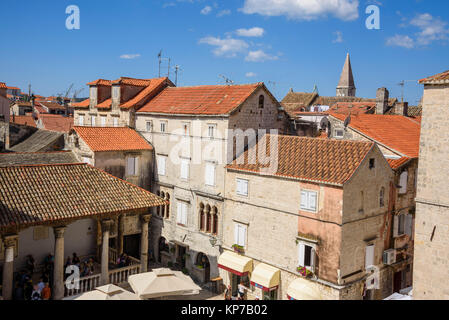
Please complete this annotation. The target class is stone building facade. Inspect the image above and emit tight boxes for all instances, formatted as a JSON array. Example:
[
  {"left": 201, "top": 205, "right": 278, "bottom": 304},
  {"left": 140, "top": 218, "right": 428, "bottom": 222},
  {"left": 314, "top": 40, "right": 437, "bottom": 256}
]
[
  {"left": 221, "top": 135, "right": 394, "bottom": 300},
  {"left": 134, "top": 83, "right": 287, "bottom": 283},
  {"left": 414, "top": 71, "right": 449, "bottom": 300}
]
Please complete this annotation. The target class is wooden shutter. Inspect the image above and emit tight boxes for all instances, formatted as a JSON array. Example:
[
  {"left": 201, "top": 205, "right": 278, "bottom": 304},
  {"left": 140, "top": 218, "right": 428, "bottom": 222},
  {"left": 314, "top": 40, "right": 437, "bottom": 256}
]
[
  {"left": 205, "top": 164, "right": 214, "bottom": 186},
  {"left": 365, "top": 245, "right": 375, "bottom": 269},
  {"left": 158, "top": 156, "right": 165, "bottom": 176},
  {"left": 79, "top": 115, "right": 84, "bottom": 126},
  {"left": 182, "top": 203, "right": 188, "bottom": 225},
  {"left": 393, "top": 215, "right": 399, "bottom": 238},
  {"left": 238, "top": 225, "right": 246, "bottom": 246},
  {"left": 127, "top": 157, "right": 135, "bottom": 175},
  {"left": 309, "top": 192, "right": 317, "bottom": 211},
  {"left": 177, "top": 203, "right": 182, "bottom": 224},
  {"left": 298, "top": 244, "right": 305, "bottom": 267},
  {"left": 310, "top": 248, "right": 316, "bottom": 270},
  {"left": 300, "top": 191, "right": 308, "bottom": 210},
  {"left": 405, "top": 214, "right": 413, "bottom": 236},
  {"left": 399, "top": 171, "right": 408, "bottom": 194},
  {"left": 234, "top": 224, "right": 239, "bottom": 245}
]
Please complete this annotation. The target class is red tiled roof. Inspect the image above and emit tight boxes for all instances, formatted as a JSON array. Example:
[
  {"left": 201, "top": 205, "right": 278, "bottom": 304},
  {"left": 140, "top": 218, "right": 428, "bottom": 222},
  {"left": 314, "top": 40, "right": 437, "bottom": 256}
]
[
  {"left": 40, "top": 115, "right": 74, "bottom": 132},
  {"left": 387, "top": 157, "right": 411, "bottom": 170},
  {"left": 73, "top": 126, "right": 152, "bottom": 152},
  {"left": 39, "top": 102, "right": 66, "bottom": 111},
  {"left": 34, "top": 105, "right": 48, "bottom": 114},
  {"left": 10, "top": 115, "right": 37, "bottom": 127},
  {"left": 138, "top": 83, "right": 262, "bottom": 115},
  {"left": 72, "top": 98, "right": 90, "bottom": 108},
  {"left": 97, "top": 98, "right": 112, "bottom": 109},
  {"left": 419, "top": 70, "right": 449, "bottom": 84},
  {"left": 227, "top": 134, "right": 374, "bottom": 185},
  {"left": 329, "top": 113, "right": 421, "bottom": 158},
  {"left": 112, "top": 77, "right": 152, "bottom": 87},
  {"left": 0, "top": 83, "right": 7, "bottom": 89},
  {"left": 0, "top": 163, "right": 166, "bottom": 229},
  {"left": 328, "top": 102, "right": 376, "bottom": 115},
  {"left": 7, "top": 86, "right": 20, "bottom": 90},
  {"left": 120, "top": 77, "right": 171, "bottom": 110},
  {"left": 87, "top": 79, "right": 112, "bottom": 86}
]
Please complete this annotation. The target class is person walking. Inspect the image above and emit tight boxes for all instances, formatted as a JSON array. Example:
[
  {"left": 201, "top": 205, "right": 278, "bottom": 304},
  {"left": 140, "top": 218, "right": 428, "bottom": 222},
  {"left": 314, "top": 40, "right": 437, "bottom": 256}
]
[
  {"left": 224, "top": 285, "right": 232, "bottom": 300},
  {"left": 41, "top": 283, "right": 51, "bottom": 300}
]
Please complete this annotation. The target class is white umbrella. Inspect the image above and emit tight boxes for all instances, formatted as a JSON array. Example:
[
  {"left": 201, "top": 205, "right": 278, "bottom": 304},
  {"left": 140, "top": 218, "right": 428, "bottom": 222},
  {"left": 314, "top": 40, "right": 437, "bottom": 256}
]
[
  {"left": 72, "top": 284, "right": 140, "bottom": 300},
  {"left": 128, "top": 268, "right": 202, "bottom": 299}
]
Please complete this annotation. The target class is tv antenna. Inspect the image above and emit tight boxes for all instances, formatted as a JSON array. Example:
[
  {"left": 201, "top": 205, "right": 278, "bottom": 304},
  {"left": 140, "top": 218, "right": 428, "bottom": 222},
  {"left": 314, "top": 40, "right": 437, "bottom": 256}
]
[
  {"left": 219, "top": 75, "right": 234, "bottom": 85},
  {"left": 268, "top": 81, "right": 277, "bottom": 96},
  {"left": 398, "top": 80, "right": 416, "bottom": 103},
  {"left": 312, "top": 84, "right": 319, "bottom": 95},
  {"left": 158, "top": 50, "right": 172, "bottom": 78},
  {"left": 174, "top": 65, "right": 182, "bottom": 86}
]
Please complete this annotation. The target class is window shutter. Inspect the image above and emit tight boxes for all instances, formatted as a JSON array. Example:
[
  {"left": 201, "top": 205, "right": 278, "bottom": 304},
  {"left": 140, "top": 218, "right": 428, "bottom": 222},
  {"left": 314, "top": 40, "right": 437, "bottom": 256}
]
[
  {"left": 365, "top": 245, "right": 375, "bottom": 269},
  {"left": 79, "top": 115, "right": 84, "bottom": 126},
  {"left": 405, "top": 214, "right": 413, "bottom": 236},
  {"left": 234, "top": 224, "right": 239, "bottom": 245},
  {"left": 399, "top": 171, "right": 408, "bottom": 194},
  {"left": 181, "top": 160, "right": 189, "bottom": 179},
  {"left": 101, "top": 116, "right": 106, "bottom": 127},
  {"left": 393, "top": 216, "right": 399, "bottom": 238},
  {"left": 238, "top": 225, "right": 246, "bottom": 247},
  {"left": 310, "top": 248, "right": 316, "bottom": 270},
  {"left": 242, "top": 180, "right": 248, "bottom": 196},
  {"left": 177, "top": 203, "right": 182, "bottom": 224},
  {"left": 182, "top": 203, "right": 188, "bottom": 225},
  {"left": 134, "top": 157, "right": 139, "bottom": 175},
  {"left": 298, "top": 244, "right": 305, "bottom": 267},
  {"left": 309, "top": 192, "right": 317, "bottom": 211},
  {"left": 127, "top": 157, "right": 134, "bottom": 175},
  {"left": 205, "top": 164, "right": 215, "bottom": 186},
  {"left": 300, "top": 191, "right": 308, "bottom": 210},
  {"left": 158, "top": 156, "right": 166, "bottom": 176},
  {"left": 236, "top": 179, "right": 242, "bottom": 195}
]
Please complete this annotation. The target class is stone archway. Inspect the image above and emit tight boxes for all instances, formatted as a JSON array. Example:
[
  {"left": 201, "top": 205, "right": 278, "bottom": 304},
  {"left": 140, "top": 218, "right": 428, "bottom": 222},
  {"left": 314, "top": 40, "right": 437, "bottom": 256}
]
[{"left": 195, "top": 252, "right": 210, "bottom": 283}]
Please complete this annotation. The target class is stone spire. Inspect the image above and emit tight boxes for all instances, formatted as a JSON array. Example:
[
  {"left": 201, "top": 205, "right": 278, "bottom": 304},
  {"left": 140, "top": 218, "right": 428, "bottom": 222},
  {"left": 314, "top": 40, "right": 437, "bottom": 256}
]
[{"left": 336, "top": 53, "right": 356, "bottom": 97}]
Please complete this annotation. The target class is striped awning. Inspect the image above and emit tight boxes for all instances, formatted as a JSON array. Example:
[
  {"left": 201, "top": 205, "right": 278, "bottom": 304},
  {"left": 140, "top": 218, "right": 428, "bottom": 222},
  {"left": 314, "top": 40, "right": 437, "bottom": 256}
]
[
  {"left": 218, "top": 251, "right": 253, "bottom": 276},
  {"left": 286, "top": 278, "right": 322, "bottom": 300},
  {"left": 250, "top": 263, "right": 280, "bottom": 291}
]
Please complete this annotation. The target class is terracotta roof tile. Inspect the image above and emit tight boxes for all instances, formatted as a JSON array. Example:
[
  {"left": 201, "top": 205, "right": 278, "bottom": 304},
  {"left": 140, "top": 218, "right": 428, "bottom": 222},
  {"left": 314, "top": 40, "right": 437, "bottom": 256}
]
[
  {"left": 0, "top": 163, "right": 165, "bottom": 229},
  {"left": 387, "top": 157, "right": 411, "bottom": 170},
  {"left": 0, "top": 83, "right": 7, "bottom": 89},
  {"left": 227, "top": 134, "right": 374, "bottom": 185},
  {"left": 97, "top": 98, "right": 112, "bottom": 109},
  {"left": 328, "top": 102, "right": 376, "bottom": 115},
  {"left": 40, "top": 115, "right": 74, "bottom": 132},
  {"left": 10, "top": 115, "right": 37, "bottom": 127},
  {"left": 34, "top": 105, "right": 48, "bottom": 114},
  {"left": 87, "top": 79, "right": 112, "bottom": 86},
  {"left": 330, "top": 113, "right": 421, "bottom": 158},
  {"left": 112, "top": 77, "right": 152, "bottom": 87},
  {"left": 0, "top": 151, "right": 79, "bottom": 167},
  {"left": 120, "top": 77, "right": 171, "bottom": 110},
  {"left": 72, "top": 98, "right": 90, "bottom": 108},
  {"left": 73, "top": 126, "right": 152, "bottom": 152},
  {"left": 419, "top": 70, "right": 449, "bottom": 84},
  {"left": 39, "top": 102, "right": 66, "bottom": 111},
  {"left": 138, "top": 83, "right": 262, "bottom": 115}
]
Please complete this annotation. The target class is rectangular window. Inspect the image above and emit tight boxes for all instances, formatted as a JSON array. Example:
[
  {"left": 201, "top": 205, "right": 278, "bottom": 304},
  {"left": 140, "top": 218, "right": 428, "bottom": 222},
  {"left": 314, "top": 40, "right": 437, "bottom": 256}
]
[
  {"left": 205, "top": 163, "right": 215, "bottom": 186},
  {"left": 127, "top": 157, "right": 138, "bottom": 176},
  {"left": 180, "top": 159, "right": 189, "bottom": 180},
  {"left": 300, "top": 190, "right": 318, "bottom": 212},
  {"left": 82, "top": 157, "right": 93, "bottom": 165},
  {"left": 160, "top": 121, "right": 167, "bottom": 133},
  {"left": 91, "top": 115, "right": 96, "bottom": 126},
  {"left": 298, "top": 243, "right": 315, "bottom": 270},
  {"left": 177, "top": 202, "right": 188, "bottom": 226},
  {"left": 157, "top": 155, "right": 166, "bottom": 176},
  {"left": 146, "top": 121, "right": 153, "bottom": 132},
  {"left": 236, "top": 178, "right": 249, "bottom": 196},
  {"left": 101, "top": 116, "right": 106, "bottom": 127},
  {"left": 234, "top": 224, "right": 247, "bottom": 247},
  {"left": 335, "top": 129, "right": 344, "bottom": 138},
  {"left": 113, "top": 117, "right": 119, "bottom": 127},
  {"left": 79, "top": 115, "right": 84, "bottom": 126},
  {"left": 208, "top": 124, "right": 216, "bottom": 138},
  {"left": 394, "top": 214, "right": 412, "bottom": 237},
  {"left": 365, "top": 245, "right": 375, "bottom": 269}
]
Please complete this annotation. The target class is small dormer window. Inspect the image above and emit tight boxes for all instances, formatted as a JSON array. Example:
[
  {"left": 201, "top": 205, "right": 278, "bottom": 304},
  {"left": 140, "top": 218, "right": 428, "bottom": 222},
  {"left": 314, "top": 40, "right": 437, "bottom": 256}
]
[
  {"left": 258, "top": 95, "right": 264, "bottom": 109},
  {"left": 369, "top": 159, "right": 375, "bottom": 169}
]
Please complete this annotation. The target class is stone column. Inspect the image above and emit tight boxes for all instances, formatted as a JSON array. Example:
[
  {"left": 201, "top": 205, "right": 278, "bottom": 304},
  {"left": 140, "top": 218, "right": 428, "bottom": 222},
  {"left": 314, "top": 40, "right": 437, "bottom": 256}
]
[
  {"left": 53, "top": 226, "right": 66, "bottom": 300},
  {"left": 101, "top": 220, "right": 114, "bottom": 285},
  {"left": 140, "top": 214, "right": 152, "bottom": 272},
  {"left": 1, "top": 234, "right": 18, "bottom": 300},
  {"left": 118, "top": 214, "right": 125, "bottom": 255}
]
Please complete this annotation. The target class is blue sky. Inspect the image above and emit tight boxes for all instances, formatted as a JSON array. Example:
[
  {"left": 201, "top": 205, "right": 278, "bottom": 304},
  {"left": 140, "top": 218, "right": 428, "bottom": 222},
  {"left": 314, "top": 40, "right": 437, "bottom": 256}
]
[{"left": 0, "top": 0, "right": 448, "bottom": 104}]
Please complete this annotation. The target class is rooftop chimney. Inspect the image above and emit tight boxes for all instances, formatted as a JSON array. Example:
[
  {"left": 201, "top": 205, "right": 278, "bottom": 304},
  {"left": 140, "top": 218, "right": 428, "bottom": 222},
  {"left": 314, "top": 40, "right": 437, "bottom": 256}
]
[{"left": 376, "top": 88, "right": 389, "bottom": 115}]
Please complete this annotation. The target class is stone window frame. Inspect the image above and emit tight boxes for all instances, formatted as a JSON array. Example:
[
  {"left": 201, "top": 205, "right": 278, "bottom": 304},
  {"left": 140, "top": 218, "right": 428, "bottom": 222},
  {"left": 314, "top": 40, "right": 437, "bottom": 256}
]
[
  {"left": 334, "top": 128, "right": 344, "bottom": 139},
  {"left": 236, "top": 178, "right": 249, "bottom": 197},
  {"left": 300, "top": 188, "right": 318, "bottom": 213},
  {"left": 296, "top": 237, "right": 317, "bottom": 273}
]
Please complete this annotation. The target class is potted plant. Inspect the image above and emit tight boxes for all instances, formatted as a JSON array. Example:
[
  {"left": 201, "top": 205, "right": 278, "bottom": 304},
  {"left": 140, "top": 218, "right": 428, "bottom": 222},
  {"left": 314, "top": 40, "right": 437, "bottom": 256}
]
[
  {"left": 196, "top": 264, "right": 204, "bottom": 269},
  {"left": 297, "top": 266, "right": 314, "bottom": 278},
  {"left": 232, "top": 244, "right": 244, "bottom": 254},
  {"left": 169, "top": 247, "right": 175, "bottom": 254}
]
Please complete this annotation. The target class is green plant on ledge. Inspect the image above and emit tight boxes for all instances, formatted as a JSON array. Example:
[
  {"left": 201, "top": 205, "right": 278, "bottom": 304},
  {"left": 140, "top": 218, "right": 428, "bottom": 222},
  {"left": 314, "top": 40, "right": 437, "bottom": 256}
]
[
  {"left": 196, "top": 264, "right": 204, "bottom": 269},
  {"left": 297, "top": 266, "right": 314, "bottom": 278},
  {"left": 232, "top": 244, "right": 244, "bottom": 254},
  {"left": 169, "top": 247, "right": 175, "bottom": 253}
]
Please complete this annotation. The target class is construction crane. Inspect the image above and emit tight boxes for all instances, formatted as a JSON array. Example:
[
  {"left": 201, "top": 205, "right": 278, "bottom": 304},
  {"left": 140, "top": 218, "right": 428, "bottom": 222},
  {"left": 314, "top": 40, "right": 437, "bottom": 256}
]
[
  {"left": 398, "top": 80, "right": 417, "bottom": 103},
  {"left": 72, "top": 88, "right": 85, "bottom": 101},
  {"left": 57, "top": 84, "right": 74, "bottom": 105}
]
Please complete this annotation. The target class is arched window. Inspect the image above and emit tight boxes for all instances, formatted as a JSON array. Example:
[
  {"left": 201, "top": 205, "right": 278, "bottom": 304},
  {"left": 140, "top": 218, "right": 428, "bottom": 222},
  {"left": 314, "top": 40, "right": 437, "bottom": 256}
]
[
  {"left": 199, "top": 203, "right": 205, "bottom": 231},
  {"left": 165, "top": 193, "right": 170, "bottom": 219},
  {"left": 380, "top": 187, "right": 385, "bottom": 208},
  {"left": 161, "top": 192, "right": 165, "bottom": 217},
  {"left": 212, "top": 207, "right": 218, "bottom": 235},
  {"left": 258, "top": 95, "right": 264, "bottom": 109},
  {"left": 156, "top": 191, "right": 161, "bottom": 216},
  {"left": 205, "top": 205, "right": 211, "bottom": 233}
]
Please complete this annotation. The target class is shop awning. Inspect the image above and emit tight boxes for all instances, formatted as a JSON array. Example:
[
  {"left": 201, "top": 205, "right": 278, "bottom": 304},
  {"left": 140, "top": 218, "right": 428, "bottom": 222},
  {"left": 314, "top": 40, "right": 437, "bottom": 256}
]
[
  {"left": 218, "top": 251, "right": 253, "bottom": 276},
  {"left": 250, "top": 263, "right": 280, "bottom": 291},
  {"left": 286, "top": 278, "right": 322, "bottom": 300}
]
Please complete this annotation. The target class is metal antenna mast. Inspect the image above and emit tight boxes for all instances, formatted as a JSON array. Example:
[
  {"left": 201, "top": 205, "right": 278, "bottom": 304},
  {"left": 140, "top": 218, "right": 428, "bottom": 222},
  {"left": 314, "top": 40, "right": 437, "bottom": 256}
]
[
  {"left": 219, "top": 74, "right": 234, "bottom": 85},
  {"left": 158, "top": 50, "right": 162, "bottom": 77},
  {"left": 398, "top": 80, "right": 416, "bottom": 103},
  {"left": 174, "top": 65, "right": 182, "bottom": 86}
]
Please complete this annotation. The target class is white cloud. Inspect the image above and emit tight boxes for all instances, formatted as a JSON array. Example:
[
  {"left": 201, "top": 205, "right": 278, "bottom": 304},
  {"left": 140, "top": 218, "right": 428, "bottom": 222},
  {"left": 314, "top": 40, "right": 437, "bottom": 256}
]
[
  {"left": 236, "top": 27, "right": 265, "bottom": 37},
  {"left": 199, "top": 36, "right": 249, "bottom": 57},
  {"left": 217, "top": 9, "right": 231, "bottom": 17},
  {"left": 201, "top": 6, "right": 212, "bottom": 15},
  {"left": 245, "top": 50, "right": 278, "bottom": 62},
  {"left": 245, "top": 72, "right": 257, "bottom": 77},
  {"left": 120, "top": 54, "right": 141, "bottom": 59},
  {"left": 333, "top": 31, "right": 343, "bottom": 43},
  {"left": 241, "top": 0, "right": 359, "bottom": 21},
  {"left": 410, "top": 13, "right": 449, "bottom": 46},
  {"left": 386, "top": 35, "right": 415, "bottom": 49}
]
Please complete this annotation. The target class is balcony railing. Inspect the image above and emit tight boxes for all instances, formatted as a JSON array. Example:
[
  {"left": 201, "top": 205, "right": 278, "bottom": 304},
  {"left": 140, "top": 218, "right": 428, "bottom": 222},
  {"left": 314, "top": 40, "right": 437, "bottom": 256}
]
[
  {"left": 109, "top": 264, "right": 141, "bottom": 285},
  {"left": 64, "top": 273, "right": 101, "bottom": 298}
]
